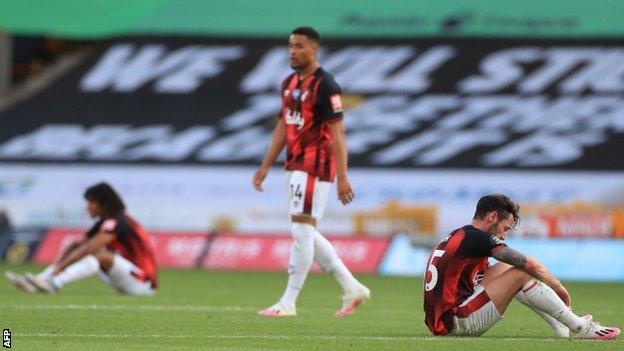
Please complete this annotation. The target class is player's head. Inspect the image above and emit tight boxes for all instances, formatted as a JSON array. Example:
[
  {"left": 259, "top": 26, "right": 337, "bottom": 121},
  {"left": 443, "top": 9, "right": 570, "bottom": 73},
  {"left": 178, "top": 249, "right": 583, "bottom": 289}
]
[
  {"left": 289, "top": 26, "right": 320, "bottom": 70},
  {"left": 84, "top": 182, "right": 126, "bottom": 219},
  {"left": 472, "top": 194, "right": 520, "bottom": 239}
]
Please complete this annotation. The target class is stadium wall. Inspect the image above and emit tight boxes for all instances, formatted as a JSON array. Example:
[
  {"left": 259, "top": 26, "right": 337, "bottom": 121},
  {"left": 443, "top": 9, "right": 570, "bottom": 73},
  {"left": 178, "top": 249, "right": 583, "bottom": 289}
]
[
  {"left": 1, "top": 35, "right": 623, "bottom": 282},
  {"left": 21, "top": 229, "right": 624, "bottom": 281},
  {"left": 378, "top": 235, "right": 624, "bottom": 281}
]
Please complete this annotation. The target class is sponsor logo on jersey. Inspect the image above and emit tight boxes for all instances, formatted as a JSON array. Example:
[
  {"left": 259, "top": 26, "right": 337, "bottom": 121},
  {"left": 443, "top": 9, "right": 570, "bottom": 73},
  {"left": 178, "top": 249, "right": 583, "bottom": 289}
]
[
  {"left": 330, "top": 94, "right": 343, "bottom": 113},
  {"left": 490, "top": 235, "right": 503, "bottom": 245},
  {"left": 284, "top": 108, "right": 304, "bottom": 130},
  {"left": 283, "top": 89, "right": 290, "bottom": 97}
]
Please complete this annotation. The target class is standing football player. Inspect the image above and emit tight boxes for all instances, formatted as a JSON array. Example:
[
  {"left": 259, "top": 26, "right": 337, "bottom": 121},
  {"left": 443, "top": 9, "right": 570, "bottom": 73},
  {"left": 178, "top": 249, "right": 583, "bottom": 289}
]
[
  {"left": 423, "top": 194, "right": 619, "bottom": 339},
  {"left": 6, "top": 182, "right": 158, "bottom": 295},
  {"left": 252, "top": 26, "right": 370, "bottom": 317}
]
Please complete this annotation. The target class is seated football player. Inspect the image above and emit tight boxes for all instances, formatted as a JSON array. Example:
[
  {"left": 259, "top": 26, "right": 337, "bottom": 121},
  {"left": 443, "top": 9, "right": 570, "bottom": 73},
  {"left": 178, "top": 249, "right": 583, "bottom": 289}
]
[
  {"left": 423, "top": 194, "right": 619, "bottom": 339},
  {"left": 6, "top": 182, "right": 157, "bottom": 296}
]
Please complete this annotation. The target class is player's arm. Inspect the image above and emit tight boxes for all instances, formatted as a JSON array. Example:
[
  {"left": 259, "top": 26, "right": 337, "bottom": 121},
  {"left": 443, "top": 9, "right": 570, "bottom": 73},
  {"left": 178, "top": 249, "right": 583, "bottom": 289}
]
[
  {"left": 492, "top": 246, "right": 571, "bottom": 306},
  {"left": 253, "top": 119, "right": 287, "bottom": 192},
  {"left": 54, "top": 235, "right": 88, "bottom": 264},
  {"left": 53, "top": 231, "right": 115, "bottom": 274},
  {"left": 328, "top": 120, "right": 354, "bottom": 205}
]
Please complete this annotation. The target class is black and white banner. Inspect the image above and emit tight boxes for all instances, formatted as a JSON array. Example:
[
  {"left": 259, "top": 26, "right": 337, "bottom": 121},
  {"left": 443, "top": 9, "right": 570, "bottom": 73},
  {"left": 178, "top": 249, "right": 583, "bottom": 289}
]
[{"left": 1, "top": 37, "right": 623, "bottom": 169}]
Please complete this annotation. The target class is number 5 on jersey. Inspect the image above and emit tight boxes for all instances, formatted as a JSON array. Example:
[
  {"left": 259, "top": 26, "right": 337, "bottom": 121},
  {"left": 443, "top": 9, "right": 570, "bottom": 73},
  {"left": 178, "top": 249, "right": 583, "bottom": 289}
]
[{"left": 425, "top": 250, "right": 445, "bottom": 292}]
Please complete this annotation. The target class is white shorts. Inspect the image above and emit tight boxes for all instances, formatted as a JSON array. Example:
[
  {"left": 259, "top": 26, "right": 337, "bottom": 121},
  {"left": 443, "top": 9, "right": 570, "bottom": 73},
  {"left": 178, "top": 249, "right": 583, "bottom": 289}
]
[
  {"left": 286, "top": 170, "right": 331, "bottom": 219},
  {"left": 98, "top": 253, "right": 156, "bottom": 296},
  {"left": 450, "top": 285, "right": 502, "bottom": 336}
]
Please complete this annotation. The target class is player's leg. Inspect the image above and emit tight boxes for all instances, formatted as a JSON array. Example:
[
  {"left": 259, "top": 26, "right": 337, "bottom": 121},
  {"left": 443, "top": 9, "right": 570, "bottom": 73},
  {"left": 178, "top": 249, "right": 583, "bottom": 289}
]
[
  {"left": 313, "top": 230, "right": 370, "bottom": 316},
  {"left": 26, "top": 252, "right": 103, "bottom": 293},
  {"left": 452, "top": 268, "right": 564, "bottom": 337},
  {"left": 482, "top": 266, "right": 619, "bottom": 339},
  {"left": 103, "top": 253, "right": 155, "bottom": 295},
  {"left": 450, "top": 284, "right": 502, "bottom": 336},
  {"left": 305, "top": 177, "right": 370, "bottom": 316},
  {"left": 258, "top": 218, "right": 313, "bottom": 316},
  {"left": 7, "top": 241, "right": 86, "bottom": 293},
  {"left": 281, "top": 216, "right": 315, "bottom": 307},
  {"left": 312, "top": 230, "right": 367, "bottom": 293},
  {"left": 25, "top": 241, "right": 82, "bottom": 285},
  {"left": 483, "top": 262, "right": 568, "bottom": 337},
  {"left": 259, "top": 171, "right": 315, "bottom": 317}
]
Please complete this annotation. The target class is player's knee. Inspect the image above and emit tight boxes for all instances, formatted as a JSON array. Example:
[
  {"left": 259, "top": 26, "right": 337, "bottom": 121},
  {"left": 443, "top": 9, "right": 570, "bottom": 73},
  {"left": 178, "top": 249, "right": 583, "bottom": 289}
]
[
  {"left": 291, "top": 222, "right": 315, "bottom": 244},
  {"left": 508, "top": 267, "right": 533, "bottom": 286},
  {"left": 92, "top": 251, "right": 114, "bottom": 271}
]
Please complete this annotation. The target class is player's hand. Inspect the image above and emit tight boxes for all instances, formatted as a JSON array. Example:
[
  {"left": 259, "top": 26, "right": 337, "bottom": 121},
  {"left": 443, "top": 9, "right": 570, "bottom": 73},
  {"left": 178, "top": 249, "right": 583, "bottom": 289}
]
[
  {"left": 253, "top": 166, "right": 269, "bottom": 192},
  {"left": 336, "top": 175, "right": 355, "bottom": 205},
  {"left": 554, "top": 284, "right": 572, "bottom": 307},
  {"left": 52, "top": 265, "right": 63, "bottom": 275}
]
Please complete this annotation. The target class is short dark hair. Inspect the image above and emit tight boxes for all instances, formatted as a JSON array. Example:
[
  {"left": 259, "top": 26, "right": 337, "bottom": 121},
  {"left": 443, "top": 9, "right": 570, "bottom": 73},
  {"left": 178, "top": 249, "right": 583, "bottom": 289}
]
[
  {"left": 291, "top": 26, "right": 321, "bottom": 44},
  {"left": 473, "top": 194, "right": 520, "bottom": 227},
  {"left": 84, "top": 182, "right": 126, "bottom": 216}
]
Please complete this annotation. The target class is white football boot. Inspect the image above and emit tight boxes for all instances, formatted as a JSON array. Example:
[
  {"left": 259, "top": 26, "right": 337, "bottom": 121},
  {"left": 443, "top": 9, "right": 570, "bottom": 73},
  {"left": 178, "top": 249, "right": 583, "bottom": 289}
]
[
  {"left": 258, "top": 301, "right": 297, "bottom": 317},
  {"left": 5, "top": 271, "right": 37, "bottom": 293},
  {"left": 25, "top": 272, "right": 58, "bottom": 293},
  {"left": 335, "top": 284, "right": 371, "bottom": 317}
]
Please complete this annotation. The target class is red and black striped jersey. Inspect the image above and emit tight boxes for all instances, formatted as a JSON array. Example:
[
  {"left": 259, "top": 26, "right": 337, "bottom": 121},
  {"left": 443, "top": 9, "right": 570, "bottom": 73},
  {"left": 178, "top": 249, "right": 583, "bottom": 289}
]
[
  {"left": 87, "top": 213, "right": 158, "bottom": 288},
  {"left": 279, "top": 67, "right": 343, "bottom": 182},
  {"left": 423, "top": 225, "right": 506, "bottom": 335}
]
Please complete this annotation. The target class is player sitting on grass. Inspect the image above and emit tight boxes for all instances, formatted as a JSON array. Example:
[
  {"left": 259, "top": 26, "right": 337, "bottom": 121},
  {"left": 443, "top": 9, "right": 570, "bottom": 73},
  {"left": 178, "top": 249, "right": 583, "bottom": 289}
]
[
  {"left": 6, "top": 182, "right": 157, "bottom": 295},
  {"left": 423, "top": 194, "right": 619, "bottom": 339}
]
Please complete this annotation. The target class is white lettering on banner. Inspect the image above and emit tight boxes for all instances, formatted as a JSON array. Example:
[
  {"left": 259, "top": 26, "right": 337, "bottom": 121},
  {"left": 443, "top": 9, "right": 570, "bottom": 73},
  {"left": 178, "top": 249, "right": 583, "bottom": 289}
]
[
  {"left": 222, "top": 238, "right": 262, "bottom": 260},
  {"left": 518, "top": 214, "right": 613, "bottom": 237},
  {"left": 0, "top": 125, "right": 215, "bottom": 161},
  {"left": 418, "top": 130, "right": 507, "bottom": 165},
  {"left": 79, "top": 44, "right": 624, "bottom": 95},
  {"left": 80, "top": 44, "right": 244, "bottom": 93},
  {"left": 240, "top": 47, "right": 291, "bottom": 93},
  {"left": 333, "top": 242, "right": 369, "bottom": 263},
  {"left": 555, "top": 215, "right": 612, "bottom": 237},
  {"left": 460, "top": 48, "right": 624, "bottom": 94},
  {"left": 241, "top": 45, "right": 454, "bottom": 93},
  {"left": 197, "top": 127, "right": 270, "bottom": 161},
  {"left": 270, "top": 240, "right": 292, "bottom": 260},
  {"left": 166, "top": 237, "right": 207, "bottom": 257},
  {"left": 220, "top": 95, "right": 281, "bottom": 131},
  {"left": 1, "top": 93, "right": 623, "bottom": 166},
  {"left": 483, "top": 132, "right": 604, "bottom": 166},
  {"left": 124, "top": 127, "right": 216, "bottom": 160}
]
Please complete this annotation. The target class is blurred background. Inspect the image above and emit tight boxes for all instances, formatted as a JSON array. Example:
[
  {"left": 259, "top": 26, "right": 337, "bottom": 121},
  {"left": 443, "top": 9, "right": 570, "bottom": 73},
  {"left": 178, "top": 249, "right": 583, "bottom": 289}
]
[{"left": 0, "top": 0, "right": 623, "bottom": 281}]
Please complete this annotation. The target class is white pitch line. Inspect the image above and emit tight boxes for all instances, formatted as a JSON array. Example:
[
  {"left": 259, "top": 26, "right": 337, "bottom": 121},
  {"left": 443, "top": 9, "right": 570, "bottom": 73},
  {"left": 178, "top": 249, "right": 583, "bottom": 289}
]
[
  {"left": 4, "top": 304, "right": 256, "bottom": 312},
  {"left": 4, "top": 304, "right": 618, "bottom": 317},
  {"left": 15, "top": 333, "right": 588, "bottom": 342},
  {"left": 1, "top": 304, "right": 406, "bottom": 314}
]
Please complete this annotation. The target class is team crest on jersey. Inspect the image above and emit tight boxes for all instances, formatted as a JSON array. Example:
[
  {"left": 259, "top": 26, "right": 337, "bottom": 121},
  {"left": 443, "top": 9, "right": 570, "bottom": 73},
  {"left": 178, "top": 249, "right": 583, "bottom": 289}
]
[
  {"left": 473, "top": 273, "right": 484, "bottom": 286},
  {"left": 284, "top": 108, "right": 304, "bottom": 130},
  {"left": 293, "top": 89, "right": 301, "bottom": 100},
  {"left": 330, "top": 94, "right": 343, "bottom": 113}
]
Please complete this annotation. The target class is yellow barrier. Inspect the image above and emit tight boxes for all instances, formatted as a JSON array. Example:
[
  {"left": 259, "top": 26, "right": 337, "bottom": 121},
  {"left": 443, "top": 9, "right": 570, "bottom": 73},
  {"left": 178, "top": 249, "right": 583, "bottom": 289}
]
[
  {"left": 612, "top": 209, "right": 624, "bottom": 238},
  {"left": 352, "top": 201, "right": 438, "bottom": 237}
]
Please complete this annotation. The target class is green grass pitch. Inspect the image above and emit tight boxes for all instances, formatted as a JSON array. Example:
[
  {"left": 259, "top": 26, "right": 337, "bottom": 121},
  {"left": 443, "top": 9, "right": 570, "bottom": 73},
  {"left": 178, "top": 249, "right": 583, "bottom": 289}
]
[{"left": 1, "top": 263, "right": 622, "bottom": 350}]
